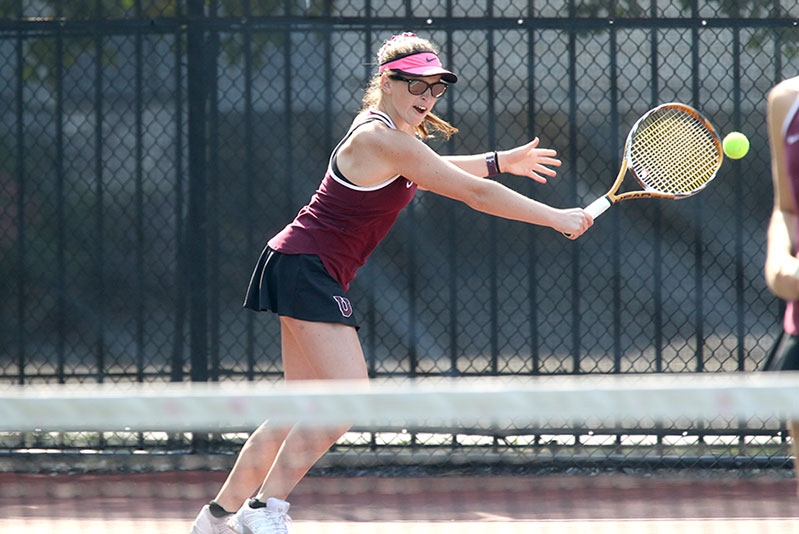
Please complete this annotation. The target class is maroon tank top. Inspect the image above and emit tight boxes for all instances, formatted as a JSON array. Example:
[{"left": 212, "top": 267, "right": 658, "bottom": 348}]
[{"left": 268, "top": 110, "right": 418, "bottom": 290}]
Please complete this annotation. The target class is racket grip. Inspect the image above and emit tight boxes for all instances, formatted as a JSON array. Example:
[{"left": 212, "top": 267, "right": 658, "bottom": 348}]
[
  {"left": 584, "top": 197, "right": 612, "bottom": 219},
  {"left": 562, "top": 197, "right": 612, "bottom": 239}
]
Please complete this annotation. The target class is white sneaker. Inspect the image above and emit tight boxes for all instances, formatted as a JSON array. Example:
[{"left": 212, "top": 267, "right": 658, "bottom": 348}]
[
  {"left": 227, "top": 497, "right": 292, "bottom": 534},
  {"left": 190, "top": 504, "right": 234, "bottom": 534}
]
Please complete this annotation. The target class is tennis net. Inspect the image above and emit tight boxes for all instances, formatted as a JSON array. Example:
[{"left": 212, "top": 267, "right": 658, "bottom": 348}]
[{"left": 2, "top": 372, "right": 798, "bottom": 533}]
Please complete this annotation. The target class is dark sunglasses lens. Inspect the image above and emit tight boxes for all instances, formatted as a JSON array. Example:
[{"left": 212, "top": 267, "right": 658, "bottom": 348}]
[
  {"left": 406, "top": 80, "right": 427, "bottom": 95},
  {"left": 431, "top": 83, "right": 448, "bottom": 97},
  {"left": 401, "top": 77, "right": 448, "bottom": 97}
]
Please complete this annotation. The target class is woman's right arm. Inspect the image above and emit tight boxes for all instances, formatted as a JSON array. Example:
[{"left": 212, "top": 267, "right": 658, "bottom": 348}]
[{"left": 365, "top": 128, "right": 592, "bottom": 238}]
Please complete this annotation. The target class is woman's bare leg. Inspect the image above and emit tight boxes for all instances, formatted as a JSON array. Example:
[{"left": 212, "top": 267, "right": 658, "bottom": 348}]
[
  {"left": 210, "top": 316, "right": 366, "bottom": 510},
  {"left": 252, "top": 316, "right": 368, "bottom": 501},
  {"left": 210, "top": 421, "right": 292, "bottom": 512}
]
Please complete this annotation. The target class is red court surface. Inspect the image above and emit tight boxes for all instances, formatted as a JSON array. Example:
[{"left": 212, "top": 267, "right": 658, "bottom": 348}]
[{"left": 2, "top": 470, "right": 799, "bottom": 533}]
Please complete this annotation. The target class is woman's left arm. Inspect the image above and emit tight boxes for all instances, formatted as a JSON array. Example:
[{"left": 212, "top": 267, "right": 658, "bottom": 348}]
[{"left": 444, "top": 137, "right": 562, "bottom": 182}]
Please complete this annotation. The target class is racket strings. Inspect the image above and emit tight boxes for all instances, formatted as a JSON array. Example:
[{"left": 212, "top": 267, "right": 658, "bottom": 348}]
[{"left": 628, "top": 107, "right": 721, "bottom": 195}]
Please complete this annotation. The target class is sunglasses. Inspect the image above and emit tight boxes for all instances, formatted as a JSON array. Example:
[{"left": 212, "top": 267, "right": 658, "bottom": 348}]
[{"left": 389, "top": 75, "right": 449, "bottom": 98}]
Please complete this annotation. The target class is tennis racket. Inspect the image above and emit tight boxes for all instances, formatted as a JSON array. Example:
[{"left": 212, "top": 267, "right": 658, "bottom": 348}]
[{"left": 567, "top": 102, "right": 723, "bottom": 236}]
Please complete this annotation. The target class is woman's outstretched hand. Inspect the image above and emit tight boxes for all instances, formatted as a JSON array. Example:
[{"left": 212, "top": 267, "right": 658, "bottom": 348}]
[{"left": 499, "top": 138, "right": 562, "bottom": 183}]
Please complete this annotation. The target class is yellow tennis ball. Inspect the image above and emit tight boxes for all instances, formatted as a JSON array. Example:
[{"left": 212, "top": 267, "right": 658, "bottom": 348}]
[{"left": 722, "top": 131, "right": 749, "bottom": 160}]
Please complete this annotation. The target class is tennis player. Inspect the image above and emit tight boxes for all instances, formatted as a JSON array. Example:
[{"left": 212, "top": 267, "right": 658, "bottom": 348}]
[
  {"left": 764, "top": 74, "right": 799, "bottom": 497},
  {"left": 190, "top": 32, "right": 593, "bottom": 534}
]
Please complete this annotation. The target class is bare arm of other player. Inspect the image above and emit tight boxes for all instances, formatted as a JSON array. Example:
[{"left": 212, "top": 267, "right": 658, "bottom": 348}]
[
  {"left": 765, "top": 75, "right": 799, "bottom": 500},
  {"left": 765, "top": 77, "right": 799, "bottom": 301}
]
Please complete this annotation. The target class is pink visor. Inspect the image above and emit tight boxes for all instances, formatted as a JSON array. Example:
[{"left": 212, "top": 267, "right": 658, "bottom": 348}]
[{"left": 379, "top": 52, "right": 457, "bottom": 83}]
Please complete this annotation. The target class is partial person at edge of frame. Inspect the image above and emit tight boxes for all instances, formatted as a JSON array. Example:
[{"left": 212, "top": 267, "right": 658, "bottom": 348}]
[
  {"left": 764, "top": 74, "right": 799, "bottom": 498},
  {"left": 190, "top": 31, "right": 593, "bottom": 534}
]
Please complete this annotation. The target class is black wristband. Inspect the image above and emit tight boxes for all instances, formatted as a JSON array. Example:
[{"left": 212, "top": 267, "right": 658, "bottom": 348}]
[{"left": 486, "top": 151, "right": 500, "bottom": 177}]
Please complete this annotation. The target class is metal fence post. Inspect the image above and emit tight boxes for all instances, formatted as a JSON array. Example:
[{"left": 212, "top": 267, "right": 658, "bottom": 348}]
[{"left": 187, "top": 0, "right": 209, "bottom": 384}]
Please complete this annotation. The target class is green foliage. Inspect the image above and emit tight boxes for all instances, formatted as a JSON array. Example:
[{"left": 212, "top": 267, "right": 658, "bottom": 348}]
[
  {"left": 0, "top": 0, "right": 330, "bottom": 18},
  {"left": 0, "top": 0, "right": 17, "bottom": 17},
  {"left": 572, "top": 0, "right": 786, "bottom": 18},
  {"left": 575, "top": 0, "right": 649, "bottom": 18},
  {"left": 0, "top": 0, "right": 175, "bottom": 18},
  {"left": 573, "top": 0, "right": 797, "bottom": 58},
  {"left": 676, "top": 0, "right": 761, "bottom": 16},
  {"left": 4, "top": 0, "right": 330, "bottom": 86}
]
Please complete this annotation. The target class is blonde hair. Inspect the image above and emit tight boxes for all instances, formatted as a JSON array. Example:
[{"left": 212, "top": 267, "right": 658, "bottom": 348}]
[{"left": 361, "top": 33, "right": 458, "bottom": 141}]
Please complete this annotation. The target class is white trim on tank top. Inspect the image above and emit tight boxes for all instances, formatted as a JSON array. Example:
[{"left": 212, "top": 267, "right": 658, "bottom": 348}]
[{"left": 327, "top": 109, "right": 406, "bottom": 192}]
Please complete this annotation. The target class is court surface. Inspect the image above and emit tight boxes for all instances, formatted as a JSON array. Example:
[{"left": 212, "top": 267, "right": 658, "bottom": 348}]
[{"left": 2, "top": 470, "right": 799, "bottom": 533}]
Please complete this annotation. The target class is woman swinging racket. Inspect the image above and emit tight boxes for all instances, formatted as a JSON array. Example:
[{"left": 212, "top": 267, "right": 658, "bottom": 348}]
[{"left": 190, "top": 32, "right": 592, "bottom": 534}]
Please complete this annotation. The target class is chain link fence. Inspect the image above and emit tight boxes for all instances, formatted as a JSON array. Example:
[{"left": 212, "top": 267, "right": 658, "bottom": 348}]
[{"left": 2, "top": 0, "right": 799, "bottom": 470}]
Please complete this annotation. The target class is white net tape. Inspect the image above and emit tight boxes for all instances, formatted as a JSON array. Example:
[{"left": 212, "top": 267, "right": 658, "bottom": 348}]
[{"left": 3, "top": 372, "right": 798, "bottom": 433}]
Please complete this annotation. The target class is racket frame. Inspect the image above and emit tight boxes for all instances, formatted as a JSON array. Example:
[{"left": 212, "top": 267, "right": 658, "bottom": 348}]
[{"left": 584, "top": 102, "right": 723, "bottom": 220}]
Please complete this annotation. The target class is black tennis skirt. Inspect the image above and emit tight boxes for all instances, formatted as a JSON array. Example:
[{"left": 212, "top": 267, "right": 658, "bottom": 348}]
[
  {"left": 243, "top": 246, "right": 359, "bottom": 329},
  {"left": 764, "top": 331, "right": 799, "bottom": 371}
]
